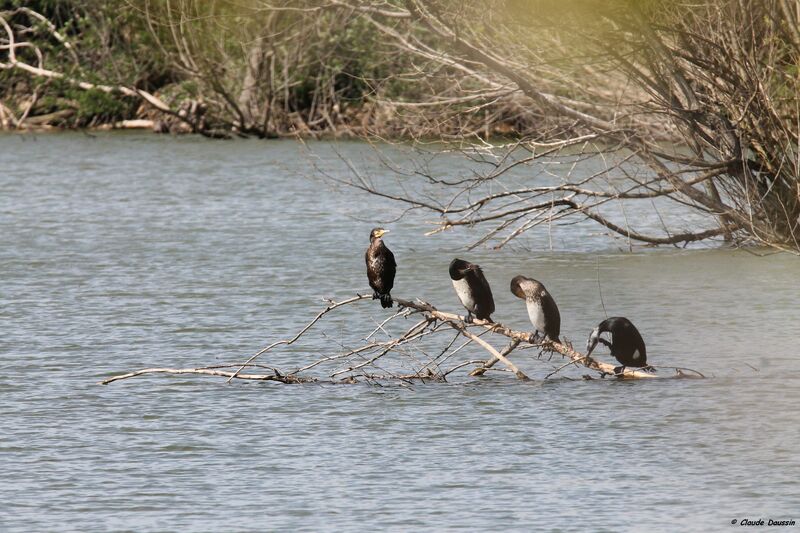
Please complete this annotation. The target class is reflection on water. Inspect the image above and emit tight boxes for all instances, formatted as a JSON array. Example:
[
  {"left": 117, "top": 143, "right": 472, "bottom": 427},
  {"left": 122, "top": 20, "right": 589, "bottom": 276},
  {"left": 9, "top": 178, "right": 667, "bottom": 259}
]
[{"left": 1, "top": 133, "right": 798, "bottom": 532}]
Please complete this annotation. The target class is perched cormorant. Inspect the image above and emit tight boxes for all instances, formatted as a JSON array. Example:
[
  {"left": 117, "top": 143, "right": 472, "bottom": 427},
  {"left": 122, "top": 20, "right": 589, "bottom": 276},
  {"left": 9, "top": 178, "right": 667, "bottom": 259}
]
[
  {"left": 586, "top": 317, "right": 650, "bottom": 372},
  {"left": 510, "top": 275, "right": 561, "bottom": 342},
  {"left": 365, "top": 228, "right": 396, "bottom": 308},
  {"left": 449, "top": 258, "right": 495, "bottom": 322}
]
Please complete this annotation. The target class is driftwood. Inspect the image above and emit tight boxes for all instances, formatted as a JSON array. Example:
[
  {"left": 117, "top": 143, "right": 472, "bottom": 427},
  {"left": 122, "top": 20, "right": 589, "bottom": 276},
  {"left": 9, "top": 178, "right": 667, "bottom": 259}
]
[
  {"left": 100, "top": 294, "right": 704, "bottom": 386},
  {"left": 94, "top": 119, "right": 156, "bottom": 131},
  {"left": 100, "top": 365, "right": 313, "bottom": 385},
  {"left": 20, "top": 109, "right": 75, "bottom": 126}
]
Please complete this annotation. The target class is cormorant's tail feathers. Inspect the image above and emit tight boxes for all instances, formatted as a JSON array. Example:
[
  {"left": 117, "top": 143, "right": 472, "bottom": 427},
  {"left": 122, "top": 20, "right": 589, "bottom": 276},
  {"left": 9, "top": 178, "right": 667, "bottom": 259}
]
[{"left": 379, "top": 293, "right": 393, "bottom": 308}]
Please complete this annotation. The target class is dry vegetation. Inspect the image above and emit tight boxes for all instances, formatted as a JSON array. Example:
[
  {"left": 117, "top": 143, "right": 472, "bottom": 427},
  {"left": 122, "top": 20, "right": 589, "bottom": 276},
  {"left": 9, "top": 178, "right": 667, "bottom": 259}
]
[
  {"left": 332, "top": 0, "right": 800, "bottom": 252},
  {"left": 2, "top": 1, "right": 799, "bottom": 251}
]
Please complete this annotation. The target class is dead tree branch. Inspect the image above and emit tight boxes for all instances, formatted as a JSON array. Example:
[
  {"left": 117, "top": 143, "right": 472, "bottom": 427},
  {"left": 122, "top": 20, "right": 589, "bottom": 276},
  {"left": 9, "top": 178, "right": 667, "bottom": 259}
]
[
  {"left": 101, "top": 294, "right": 704, "bottom": 386},
  {"left": 227, "top": 294, "right": 370, "bottom": 382},
  {"left": 320, "top": 0, "right": 800, "bottom": 252},
  {"left": 100, "top": 366, "right": 314, "bottom": 385}
]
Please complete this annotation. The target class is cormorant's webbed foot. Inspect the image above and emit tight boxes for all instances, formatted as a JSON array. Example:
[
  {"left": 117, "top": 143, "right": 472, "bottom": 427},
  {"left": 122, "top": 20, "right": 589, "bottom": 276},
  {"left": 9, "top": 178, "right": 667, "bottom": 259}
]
[
  {"left": 613, "top": 365, "right": 626, "bottom": 375},
  {"left": 528, "top": 331, "right": 541, "bottom": 345},
  {"left": 372, "top": 291, "right": 380, "bottom": 300},
  {"left": 379, "top": 294, "right": 393, "bottom": 309},
  {"left": 464, "top": 312, "right": 474, "bottom": 324}
]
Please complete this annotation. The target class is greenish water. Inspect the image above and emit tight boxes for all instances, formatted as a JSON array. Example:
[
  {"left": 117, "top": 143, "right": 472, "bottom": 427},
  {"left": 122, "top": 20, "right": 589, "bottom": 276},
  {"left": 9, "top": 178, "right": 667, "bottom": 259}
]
[{"left": 1, "top": 132, "right": 799, "bottom": 532}]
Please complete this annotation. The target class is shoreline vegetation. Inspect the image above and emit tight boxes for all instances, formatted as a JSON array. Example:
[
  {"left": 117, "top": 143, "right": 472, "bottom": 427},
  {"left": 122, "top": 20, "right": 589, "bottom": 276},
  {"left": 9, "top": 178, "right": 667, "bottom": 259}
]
[
  {"left": 0, "top": 1, "right": 662, "bottom": 139},
  {"left": 3, "top": 1, "right": 799, "bottom": 253}
]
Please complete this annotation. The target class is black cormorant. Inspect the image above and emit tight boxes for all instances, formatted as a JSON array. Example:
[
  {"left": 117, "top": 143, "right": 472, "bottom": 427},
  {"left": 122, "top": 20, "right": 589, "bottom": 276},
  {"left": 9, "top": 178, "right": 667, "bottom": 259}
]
[
  {"left": 365, "top": 228, "right": 396, "bottom": 308},
  {"left": 449, "top": 258, "right": 495, "bottom": 322},
  {"left": 510, "top": 275, "right": 561, "bottom": 342},
  {"left": 586, "top": 317, "right": 650, "bottom": 372}
]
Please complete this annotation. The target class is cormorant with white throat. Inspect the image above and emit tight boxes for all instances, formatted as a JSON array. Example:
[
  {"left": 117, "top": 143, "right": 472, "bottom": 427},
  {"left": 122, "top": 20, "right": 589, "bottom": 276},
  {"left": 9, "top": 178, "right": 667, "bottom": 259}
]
[
  {"left": 365, "top": 228, "right": 396, "bottom": 308},
  {"left": 510, "top": 275, "right": 561, "bottom": 342},
  {"left": 586, "top": 317, "right": 651, "bottom": 373},
  {"left": 449, "top": 258, "right": 494, "bottom": 322}
]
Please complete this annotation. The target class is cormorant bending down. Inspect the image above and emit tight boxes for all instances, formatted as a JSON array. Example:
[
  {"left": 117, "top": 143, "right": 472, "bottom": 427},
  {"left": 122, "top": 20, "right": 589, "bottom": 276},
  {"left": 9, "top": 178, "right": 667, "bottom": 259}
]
[
  {"left": 365, "top": 228, "right": 396, "bottom": 308},
  {"left": 586, "top": 317, "right": 651, "bottom": 373},
  {"left": 510, "top": 275, "right": 561, "bottom": 343},
  {"left": 449, "top": 258, "right": 495, "bottom": 323}
]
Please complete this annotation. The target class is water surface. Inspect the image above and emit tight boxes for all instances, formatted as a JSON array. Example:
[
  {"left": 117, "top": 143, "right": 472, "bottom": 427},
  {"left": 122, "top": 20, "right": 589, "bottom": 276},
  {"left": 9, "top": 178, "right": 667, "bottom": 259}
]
[{"left": 1, "top": 133, "right": 799, "bottom": 532}]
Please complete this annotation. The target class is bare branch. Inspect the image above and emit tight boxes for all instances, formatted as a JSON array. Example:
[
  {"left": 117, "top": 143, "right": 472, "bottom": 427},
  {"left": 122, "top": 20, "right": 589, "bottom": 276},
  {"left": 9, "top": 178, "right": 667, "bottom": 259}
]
[
  {"left": 227, "top": 294, "right": 370, "bottom": 382},
  {"left": 103, "top": 293, "right": 704, "bottom": 386}
]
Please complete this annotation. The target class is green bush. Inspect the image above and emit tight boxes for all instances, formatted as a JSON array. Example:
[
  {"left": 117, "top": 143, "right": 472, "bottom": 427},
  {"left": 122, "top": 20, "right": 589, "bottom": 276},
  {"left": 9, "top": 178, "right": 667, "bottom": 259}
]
[{"left": 68, "top": 88, "right": 134, "bottom": 125}]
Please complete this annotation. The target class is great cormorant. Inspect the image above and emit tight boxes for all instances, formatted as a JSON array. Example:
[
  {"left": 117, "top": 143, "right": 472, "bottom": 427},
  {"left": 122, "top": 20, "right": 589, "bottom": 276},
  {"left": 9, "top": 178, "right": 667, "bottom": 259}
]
[
  {"left": 586, "top": 317, "right": 650, "bottom": 372},
  {"left": 510, "top": 275, "right": 561, "bottom": 342},
  {"left": 449, "top": 258, "right": 495, "bottom": 322},
  {"left": 365, "top": 228, "right": 396, "bottom": 308}
]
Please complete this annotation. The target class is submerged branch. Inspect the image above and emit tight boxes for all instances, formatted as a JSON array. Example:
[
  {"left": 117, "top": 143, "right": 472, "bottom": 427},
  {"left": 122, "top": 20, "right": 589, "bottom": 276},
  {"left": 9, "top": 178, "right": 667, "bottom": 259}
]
[
  {"left": 101, "top": 294, "right": 704, "bottom": 386},
  {"left": 100, "top": 366, "right": 314, "bottom": 385}
]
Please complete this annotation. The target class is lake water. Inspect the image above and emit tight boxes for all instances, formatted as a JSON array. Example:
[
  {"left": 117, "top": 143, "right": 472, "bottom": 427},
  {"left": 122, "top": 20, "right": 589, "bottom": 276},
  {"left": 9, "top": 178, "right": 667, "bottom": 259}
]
[{"left": 1, "top": 132, "right": 799, "bottom": 532}]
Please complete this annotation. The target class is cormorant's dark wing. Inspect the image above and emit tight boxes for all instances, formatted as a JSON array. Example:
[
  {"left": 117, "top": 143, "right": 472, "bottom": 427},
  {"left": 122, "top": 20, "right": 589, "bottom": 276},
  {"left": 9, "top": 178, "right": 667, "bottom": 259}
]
[
  {"left": 605, "top": 317, "right": 647, "bottom": 365},
  {"left": 623, "top": 320, "right": 647, "bottom": 360},
  {"left": 365, "top": 247, "right": 377, "bottom": 291},
  {"left": 540, "top": 291, "right": 561, "bottom": 340},
  {"left": 470, "top": 267, "right": 495, "bottom": 319},
  {"left": 382, "top": 245, "right": 396, "bottom": 293}
]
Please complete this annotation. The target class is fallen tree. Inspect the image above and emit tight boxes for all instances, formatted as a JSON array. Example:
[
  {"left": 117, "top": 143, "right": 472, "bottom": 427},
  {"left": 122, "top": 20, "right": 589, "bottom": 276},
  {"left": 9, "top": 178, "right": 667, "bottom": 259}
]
[{"left": 100, "top": 295, "right": 704, "bottom": 386}]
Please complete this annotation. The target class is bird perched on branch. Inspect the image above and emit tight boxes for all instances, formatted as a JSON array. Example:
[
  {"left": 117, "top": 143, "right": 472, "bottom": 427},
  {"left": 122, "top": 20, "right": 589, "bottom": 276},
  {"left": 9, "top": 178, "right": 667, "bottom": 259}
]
[
  {"left": 365, "top": 228, "right": 396, "bottom": 308},
  {"left": 449, "top": 258, "right": 495, "bottom": 322},
  {"left": 510, "top": 275, "right": 561, "bottom": 343},
  {"left": 586, "top": 317, "right": 652, "bottom": 373}
]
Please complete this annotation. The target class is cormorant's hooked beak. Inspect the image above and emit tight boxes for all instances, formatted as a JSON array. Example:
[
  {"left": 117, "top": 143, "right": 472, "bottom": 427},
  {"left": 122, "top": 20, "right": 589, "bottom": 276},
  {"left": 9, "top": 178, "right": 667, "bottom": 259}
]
[
  {"left": 376, "top": 229, "right": 389, "bottom": 237},
  {"left": 586, "top": 328, "right": 600, "bottom": 357},
  {"left": 456, "top": 264, "right": 478, "bottom": 278}
]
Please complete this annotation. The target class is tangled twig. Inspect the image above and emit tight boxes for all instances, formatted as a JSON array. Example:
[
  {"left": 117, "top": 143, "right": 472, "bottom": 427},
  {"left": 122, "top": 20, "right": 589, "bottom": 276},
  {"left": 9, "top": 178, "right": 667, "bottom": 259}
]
[{"left": 101, "top": 294, "right": 704, "bottom": 385}]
